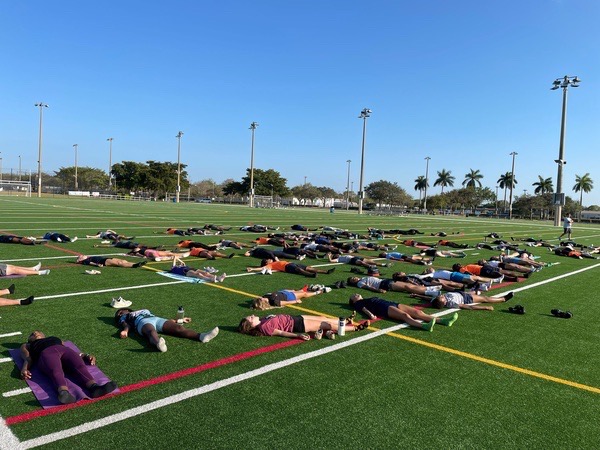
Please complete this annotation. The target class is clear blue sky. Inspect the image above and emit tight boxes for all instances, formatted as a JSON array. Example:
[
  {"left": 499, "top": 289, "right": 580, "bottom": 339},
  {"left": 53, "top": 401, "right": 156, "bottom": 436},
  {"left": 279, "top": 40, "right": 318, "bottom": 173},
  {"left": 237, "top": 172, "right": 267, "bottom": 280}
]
[{"left": 1, "top": 0, "right": 599, "bottom": 205}]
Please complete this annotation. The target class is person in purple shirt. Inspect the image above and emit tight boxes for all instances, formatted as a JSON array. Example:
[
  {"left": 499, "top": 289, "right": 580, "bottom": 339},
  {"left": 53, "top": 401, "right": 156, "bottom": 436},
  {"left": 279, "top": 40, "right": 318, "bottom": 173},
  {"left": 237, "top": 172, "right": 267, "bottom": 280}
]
[{"left": 238, "top": 314, "right": 369, "bottom": 340}]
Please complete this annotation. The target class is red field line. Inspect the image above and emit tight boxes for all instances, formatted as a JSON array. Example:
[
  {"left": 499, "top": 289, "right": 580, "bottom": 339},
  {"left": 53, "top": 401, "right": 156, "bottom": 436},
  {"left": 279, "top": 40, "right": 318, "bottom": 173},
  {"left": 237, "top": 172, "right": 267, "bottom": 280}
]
[{"left": 5, "top": 339, "right": 302, "bottom": 426}]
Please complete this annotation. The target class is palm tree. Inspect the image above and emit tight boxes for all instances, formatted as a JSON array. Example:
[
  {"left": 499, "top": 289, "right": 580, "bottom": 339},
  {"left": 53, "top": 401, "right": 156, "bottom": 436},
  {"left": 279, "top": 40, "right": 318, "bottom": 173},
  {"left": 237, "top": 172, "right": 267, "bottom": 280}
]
[
  {"left": 532, "top": 176, "right": 553, "bottom": 195},
  {"left": 414, "top": 175, "right": 427, "bottom": 206},
  {"left": 497, "top": 172, "right": 517, "bottom": 208},
  {"left": 462, "top": 169, "right": 484, "bottom": 188},
  {"left": 433, "top": 169, "right": 455, "bottom": 194},
  {"left": 573, "top": 173, "right": 594, "bottom": 208}
]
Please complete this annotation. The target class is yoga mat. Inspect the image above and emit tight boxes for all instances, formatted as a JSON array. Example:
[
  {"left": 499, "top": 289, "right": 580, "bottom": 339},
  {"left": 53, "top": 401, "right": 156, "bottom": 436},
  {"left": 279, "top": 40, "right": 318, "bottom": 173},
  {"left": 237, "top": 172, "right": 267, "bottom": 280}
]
[
  {"left": 156, "top": 271, "right": 206, "bottom": 283},
  {"left": 9, "top": 341, "right": 118, "bottom": 409}
]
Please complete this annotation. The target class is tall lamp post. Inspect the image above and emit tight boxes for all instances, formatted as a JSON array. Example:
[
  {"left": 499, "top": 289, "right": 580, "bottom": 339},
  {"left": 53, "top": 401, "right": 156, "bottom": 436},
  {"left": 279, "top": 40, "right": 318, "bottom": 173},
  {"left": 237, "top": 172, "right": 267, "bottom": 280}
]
[
  {"left": 345, "top": 159, "right": 351, "bottom": 210},
  {"left": 551, "top": 75, "right": 581, "bottom": 226},
  {"left": 249, "top": 122, "right": 258, "bottom": 208},
  {"left": 107, "top": 137, "right": 114, "bottom": 190},
  {"left": 357, "top": 108, "right": 372, "bottom": 215},
  {"left": 73, "top": 144, "right": 78, "bottom": 190},
  {"left": 508, "top": 151, "right": 518, "bottom": 220},
  {"left": 34, "top": 102, "right": 48, "bottom": 197},
  {"left": 18, "top": 155, "right": 22, "bottom": 181},
  {"left": 495, "top": 185, "right": 499, "bottom": 216},
  {"left": 0, "top": 152, "right": 2, "bottom": 183},
  {"left": 175, "top": 131, "right": 184, "bottom": 203},
  {"left": 423, "top": 156, "right": 431, "bottom": 211}
]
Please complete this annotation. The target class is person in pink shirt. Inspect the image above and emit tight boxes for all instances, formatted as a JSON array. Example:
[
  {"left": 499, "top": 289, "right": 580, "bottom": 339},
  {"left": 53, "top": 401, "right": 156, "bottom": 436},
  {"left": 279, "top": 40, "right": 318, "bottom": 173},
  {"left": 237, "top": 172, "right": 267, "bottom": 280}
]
[{"left": 238, "top": 314, "right": 369, "bottom": 340}]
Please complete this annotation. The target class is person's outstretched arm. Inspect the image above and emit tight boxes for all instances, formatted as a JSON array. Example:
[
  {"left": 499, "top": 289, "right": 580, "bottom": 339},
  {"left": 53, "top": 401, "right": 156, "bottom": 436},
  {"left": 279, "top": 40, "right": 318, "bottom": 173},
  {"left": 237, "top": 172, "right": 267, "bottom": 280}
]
[
  {"left": 19, "top": 344, "right": 33, "bottom": 380},
  {"left": 271, "top": 329, "right": 310, "bottom": 340}
]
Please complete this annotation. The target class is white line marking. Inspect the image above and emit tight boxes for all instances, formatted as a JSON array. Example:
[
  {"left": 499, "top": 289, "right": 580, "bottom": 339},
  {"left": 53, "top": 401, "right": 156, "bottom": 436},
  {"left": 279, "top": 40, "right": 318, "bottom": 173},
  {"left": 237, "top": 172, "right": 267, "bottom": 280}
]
[
  {"left": 0, "top": 332, "right": 22, "bottom": 339},
  {"left": 0, "top": 415, "right": 23, "bottom": 449},
  {"left": 20, "top": 318, "right": 439, "bottom": 449},
  {"left": 13, "top": 262, "right": 600, "bottom": 446},
  {"left": 0, "top": 358, "right": 12, "bottom": 364},
  {"left": 3, "top": 388, "right": 32, "bottom": 398}
]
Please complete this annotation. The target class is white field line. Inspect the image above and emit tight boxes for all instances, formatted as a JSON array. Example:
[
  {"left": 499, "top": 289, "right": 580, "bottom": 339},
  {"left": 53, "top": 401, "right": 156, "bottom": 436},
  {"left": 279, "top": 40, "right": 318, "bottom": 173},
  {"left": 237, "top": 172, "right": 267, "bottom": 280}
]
[
  {"left": 19, "top": 319, "right": 431, "bottom": 449},
  {"left": 11, "top": 263, "right": 600, "bottom": 447},
  {"left": 0, "top": 415, "right": 23, "bottom": 450},
  {"left": 0, "top": 358, "right": 12, "bottom": 364},
  {"left": 3, "top": 388, "right": 31, "bottom": 398},
  {"left": 0, "top": 332, "right": 22, "bottom": 339}
]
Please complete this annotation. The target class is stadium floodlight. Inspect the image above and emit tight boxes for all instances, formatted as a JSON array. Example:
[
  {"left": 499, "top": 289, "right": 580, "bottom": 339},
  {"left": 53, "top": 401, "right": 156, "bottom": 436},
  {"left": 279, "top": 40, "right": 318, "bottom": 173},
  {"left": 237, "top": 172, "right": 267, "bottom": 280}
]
[
  {"left": 175, "top": 131, "right": 184, "bottom": 203},
  {"left": 34, "top": 102, "right": 48, "bottom": 197},
  {"left": 107, "top": 138, "right": 114, "bottom": 190},
  {"left": 423, "top": 156, "right": 431, "bottom": 211},
  {"left": 551, "top": 75, "right": 581, "bottom": 226},
  {"left": 508, "top": 152, "right": 517, "bottom": 220},
  {"left": 249, "top": 122, "right": 259, "bottom": 208},
  {"left": 73, "top": 144, "right": 78, "bottom": 190},
  {"left": 357, "top": 108, "right": 372, "bottom": 215}
]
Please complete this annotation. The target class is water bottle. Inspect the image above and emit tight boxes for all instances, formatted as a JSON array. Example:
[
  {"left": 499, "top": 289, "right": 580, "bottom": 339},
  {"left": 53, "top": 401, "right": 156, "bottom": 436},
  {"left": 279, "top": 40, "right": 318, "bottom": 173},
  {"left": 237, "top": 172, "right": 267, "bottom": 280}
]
[
  {"left": 338, "top": 317, "right": 346, "bottom": 336},
  {"left": 177, "top": 306, "right": 185, "bottom": 324}
]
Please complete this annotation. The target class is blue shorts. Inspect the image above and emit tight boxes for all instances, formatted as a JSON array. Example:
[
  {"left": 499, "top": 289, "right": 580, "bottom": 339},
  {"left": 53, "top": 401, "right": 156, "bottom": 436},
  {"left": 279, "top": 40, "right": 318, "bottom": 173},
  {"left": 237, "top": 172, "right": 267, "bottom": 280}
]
[
  {"left": 136, "top": 316, "right": 168, "bottom": 335},
  {"left": 280, "top": 290, "right": 297, "bottom": 301},
  {"left": 449, "top": 272, "right": 471, "bottom": 283}
]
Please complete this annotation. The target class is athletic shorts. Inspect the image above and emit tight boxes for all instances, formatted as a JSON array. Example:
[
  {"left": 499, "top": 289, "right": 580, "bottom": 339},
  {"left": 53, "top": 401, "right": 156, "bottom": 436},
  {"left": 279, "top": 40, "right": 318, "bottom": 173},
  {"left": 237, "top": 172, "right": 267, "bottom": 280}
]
[
  {"left": 379, "top": 279, "right": 393, "bottom": 290},
  {"left": 0, "top": 263, "right": 7, "bottom": 276},
  {"left": 170, "top": 266, "right": 190, "bottom": 276},
  {"left": 563, "top": 227, "right": 571, "bottom": 233},
  {"left": 280, "top": 290, "right": 297, "bottom": 301},
  {"left": 0, "top": 235, "right": 14, "bottom": 243},
  {"left": 285, "top": 264, "right": 306, "bottom": 274},
  {"left": 449, "top": 272, "right": 471, "bottom": 283},
  {"left": 291, "top": 315, "right": 305, "bottom": 333},
  {"left": 136, "top": 316, "right": 168, "bottom": 335}
]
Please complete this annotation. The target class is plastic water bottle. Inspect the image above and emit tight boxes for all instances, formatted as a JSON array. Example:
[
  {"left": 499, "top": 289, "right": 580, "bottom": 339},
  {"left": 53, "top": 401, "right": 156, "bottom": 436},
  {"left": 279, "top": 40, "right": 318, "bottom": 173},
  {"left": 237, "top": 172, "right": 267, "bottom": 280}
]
[
  {"left": 338, "top": 317, "right": 346, "bottom": 336},
  {"left": 177, "top": 306, "right": 185, "bottom": 324}
]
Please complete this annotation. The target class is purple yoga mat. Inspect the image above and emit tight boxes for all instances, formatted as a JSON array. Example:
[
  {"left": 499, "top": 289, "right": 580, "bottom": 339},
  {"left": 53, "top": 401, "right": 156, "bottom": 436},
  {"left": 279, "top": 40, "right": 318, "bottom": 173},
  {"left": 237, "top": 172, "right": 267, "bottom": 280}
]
[{"left": 9, "top": 341, "right": 118, "bottom": 409}]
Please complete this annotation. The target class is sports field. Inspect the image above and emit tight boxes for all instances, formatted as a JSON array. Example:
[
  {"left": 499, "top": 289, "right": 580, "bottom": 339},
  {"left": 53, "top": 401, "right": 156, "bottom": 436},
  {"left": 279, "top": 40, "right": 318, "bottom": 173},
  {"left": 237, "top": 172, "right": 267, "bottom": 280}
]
[{"left": 1, "top": 197, "right": 599, "bottom": 449}]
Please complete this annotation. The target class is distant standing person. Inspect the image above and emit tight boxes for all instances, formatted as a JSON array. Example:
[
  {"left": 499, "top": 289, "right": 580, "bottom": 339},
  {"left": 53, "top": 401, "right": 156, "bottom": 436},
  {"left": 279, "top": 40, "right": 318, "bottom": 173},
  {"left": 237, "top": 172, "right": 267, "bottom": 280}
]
[{"left": 559, "top": 214, "right": 573, "bottom": 241}]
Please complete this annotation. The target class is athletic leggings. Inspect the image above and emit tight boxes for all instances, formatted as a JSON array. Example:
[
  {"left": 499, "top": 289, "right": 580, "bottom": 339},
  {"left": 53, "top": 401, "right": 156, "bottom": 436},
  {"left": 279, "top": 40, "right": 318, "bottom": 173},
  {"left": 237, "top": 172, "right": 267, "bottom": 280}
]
[{"left": 37, "top": 345, "right": 95, "bottom": 388}]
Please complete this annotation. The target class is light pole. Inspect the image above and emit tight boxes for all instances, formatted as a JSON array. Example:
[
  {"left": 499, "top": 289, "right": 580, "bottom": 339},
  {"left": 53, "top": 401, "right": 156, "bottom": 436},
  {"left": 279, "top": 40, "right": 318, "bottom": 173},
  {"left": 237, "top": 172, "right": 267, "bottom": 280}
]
[
  {"left": 345, "top": 159, "right": 351, "bottom": 210},
  {"left": 0, "top": 151, "right": 2, "bottom": 183},
  {"left": 304, "top": 176, "right": 307, "bottom": 186},
  {"left": 18, "top": 155, "right": 22, "bottom": 181},
  {"left": 495, "top": 185, "right": 499, "bottom": 215},
  {"left": 175, "top": 131, "right": 183, "bottom": 203},
  {"left": 107, "top": 137, "right": 114, "bottom": 190},
  {"left": 34, "top": 102, "right": 48, "bottom": 197},
  {"left": 423, "top": 156, "right": 431, "bottom": 211},
  {"left": 551, "top": 75, "right": 581, "bottom": 226},
  {"left": 249, "top": 122, "right": 258, "bottom": 208},
  {"left": 357, "top": 107, "right": 372, "bottom": 214},
  {"left": 73, "top": 144, "right": 78, "bottom": 190},
  {"left": 508, "top": 151, "right": 517, "bottom": 220}
]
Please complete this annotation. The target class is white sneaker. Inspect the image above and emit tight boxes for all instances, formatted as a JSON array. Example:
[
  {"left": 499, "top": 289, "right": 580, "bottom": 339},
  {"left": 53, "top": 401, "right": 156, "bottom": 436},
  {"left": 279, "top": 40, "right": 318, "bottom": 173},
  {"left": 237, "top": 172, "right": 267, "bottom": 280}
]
[
  {"left": 85, "top": 269, "right": 101, "bottom": 275},
  {"left": 101, "top": 240, "right": 111, "bottom": 244},
  {"left": 260, "top": 267, "right": 267, "bottom": 275},
  {"left": 297, "top": 254, "right": 306, "bottom": 260},
  {"left": 32, "top": 263, "right": 42, "bottom": 271},
  {"left": 199, "top": 327, "right": 219, "bottom": 343},
  {"left": 323, "top": 287, "right": 332, "bottom": 293},
  {"left": 38, "top": 269, "right": 50, "bottom": 276},
  {"left": 156, "top": 337, "right": 168, "bottom": 352},
  {"left": 111, "top": 297, "right": 132, "bottom": 308},
  {"left": 266, "top": 268, "right": 273, "bottom": 275}
]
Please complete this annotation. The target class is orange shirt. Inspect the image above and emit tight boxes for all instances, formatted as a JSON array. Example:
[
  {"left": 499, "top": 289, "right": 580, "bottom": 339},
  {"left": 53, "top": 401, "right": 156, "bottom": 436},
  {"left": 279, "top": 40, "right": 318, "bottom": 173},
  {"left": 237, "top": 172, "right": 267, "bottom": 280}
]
[
  {"left": 267, "top": 260, "right": 290, "bottom": 272},
  {"left": 461, "top": 264, "right": 482, "bottom": 275},
  {"left": 255, "top": 237, "right": 270, "bottom": 245},
  {"left": 178, "top": 240, "right": 192, "bottom": 248},
  {"left": 190, "top": 248, "right": 209, "bottom": 257}
]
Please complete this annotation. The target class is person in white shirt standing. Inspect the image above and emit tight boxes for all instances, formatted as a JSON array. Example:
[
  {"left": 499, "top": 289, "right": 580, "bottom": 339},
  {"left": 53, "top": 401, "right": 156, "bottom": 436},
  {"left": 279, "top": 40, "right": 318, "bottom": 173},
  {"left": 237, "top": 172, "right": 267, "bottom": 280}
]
[{"left": 558, "top": 213, "right": 574, "bottom": 241}]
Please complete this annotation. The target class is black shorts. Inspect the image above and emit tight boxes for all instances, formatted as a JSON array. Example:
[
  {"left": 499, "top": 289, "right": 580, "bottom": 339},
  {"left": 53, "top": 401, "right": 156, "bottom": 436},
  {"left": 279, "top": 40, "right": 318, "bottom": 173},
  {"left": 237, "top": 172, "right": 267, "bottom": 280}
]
[
  {"left": 285, "top": 264, "right": 306, "bottom": 274},
  {"left": 292, "top": 315, "right": 305, "bottom": 333},
  {"left": 379, "top": 279, "right": 393, "bottom": 290}
]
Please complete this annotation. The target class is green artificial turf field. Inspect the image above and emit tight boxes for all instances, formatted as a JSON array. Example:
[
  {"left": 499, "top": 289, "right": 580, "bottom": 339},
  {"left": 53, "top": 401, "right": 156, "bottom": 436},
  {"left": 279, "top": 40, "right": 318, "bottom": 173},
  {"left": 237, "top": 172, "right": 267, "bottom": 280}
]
[{"left": 1, "top": 197, "right": 599, "bottom": 449}]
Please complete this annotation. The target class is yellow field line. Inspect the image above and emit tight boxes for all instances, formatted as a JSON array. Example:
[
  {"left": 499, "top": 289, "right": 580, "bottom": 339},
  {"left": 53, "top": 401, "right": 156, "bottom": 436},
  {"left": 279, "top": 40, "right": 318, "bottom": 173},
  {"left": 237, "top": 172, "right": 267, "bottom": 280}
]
[
  {"left": 382, "top": 328, "right": 600, "bottom": 394},
  {"left": 210, "top": 282, "right": 600, "bottom": 394},
  {"left": 142, "top": 266, "right": 162, "bottom": 272},
  {"left": 204, "top": 283, "right": 257, "bottom": 298}
]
